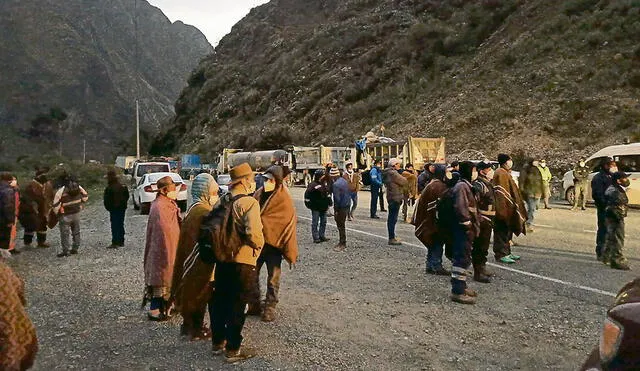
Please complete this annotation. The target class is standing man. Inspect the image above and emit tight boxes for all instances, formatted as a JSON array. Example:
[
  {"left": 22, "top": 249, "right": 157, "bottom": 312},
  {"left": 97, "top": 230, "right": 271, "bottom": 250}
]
[
  {"left": 52, "top": 175, "right": 89, "bottom": 257},
  {"left": 0, "top": 172, "right": 17, "bottom": 256},
  {"left": 369, "top": 159, "right": 383, "bottom": 219},
  {"left": 402, "top": 163, "right": 418, "bottom": 223},
  {"left": 492, "top": 154, "right": 527, "bottom": 264},
  {"left": 142, "top": 176, "right": 181, "bottom": 321},
  {"left": 591, "top": 158, "right": 617, "bottom": 261},
  {"left": 343, "top": 161, "right": 361, "bottom": 221},
  {"left": 252, "top": 165, "right": 298, "bottom": 322},
  {"left": 472, "top": 162, "right": 495, "bottom": 283},
  {"left": 103, "top": 170, "right": 129, "bottom": 249},
  {"left": 418, "top": 163, "right": 435, "bottom": 193},
  {"left": 538, "top": 159, "right": 553, "bottom": 209},
  {"left": 450, "top": 162, "right": 480, "bottom": 304},
  {"left": 304, "top": 170, "right": 331, "bottom": 244},
  {"left": 19, "top": 169, "right": 50, "bottom": 248},
  {"left": 572, "top": 157, "right": 590, "bottom": 211},
  {"left": 384, "top": 158, "right": 408, "bottom": 246},
  {"left": 331, "top": 167, "right": 350, "bottom": 252},
  {"left": 414, "top": 165, "right": 450, "bottom": 275},
  {"left": 211, "top": 163, "right": 264, "bottom": 363},
  {"left": 521, "top": 159, "right": 543, "bottom": 232},
  {"left": 603, "top": 172, "right": 630, "bottom": 270}
]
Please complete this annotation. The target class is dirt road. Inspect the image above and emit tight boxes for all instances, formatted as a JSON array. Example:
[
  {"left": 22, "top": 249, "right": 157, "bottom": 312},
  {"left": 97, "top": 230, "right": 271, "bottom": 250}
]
[{"left": 8, "top": 187, "right": 638, "bottom": 370}]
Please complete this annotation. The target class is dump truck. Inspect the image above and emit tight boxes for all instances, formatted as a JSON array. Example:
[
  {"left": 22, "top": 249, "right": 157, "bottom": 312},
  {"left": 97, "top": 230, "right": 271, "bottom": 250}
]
[
  {"left": 115, "top": 156, "right": 137, "bottom": 173},
  {"left": 218, "top": 149, "right": 291, "bottom": 174},
  {"left": 357, "top": 136, "right": 446, "bottom": 170},
  {"left": 288, "top": 146, "right": 356, "bottom": 185}
]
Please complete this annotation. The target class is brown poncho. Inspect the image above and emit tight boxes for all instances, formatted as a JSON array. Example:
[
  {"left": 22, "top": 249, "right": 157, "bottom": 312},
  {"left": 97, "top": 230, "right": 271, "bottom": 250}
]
[
  {"left": 493, "top": 167, "right": 527, "bottom": 236},
  {"left": 414, "top": 179, "right": 448, "bottom": 247},
  {"left": 0, "top": 261, "right": 38, "bottom": 371},
  {"left": 143, "top": 195, "right": 181, "bottom": 295},
  {"left": 254, "top": 186, "right": 298, "bottom": 264}
]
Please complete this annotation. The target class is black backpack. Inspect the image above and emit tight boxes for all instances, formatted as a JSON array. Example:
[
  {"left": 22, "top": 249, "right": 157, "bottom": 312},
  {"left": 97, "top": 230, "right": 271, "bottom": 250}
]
[
  {"left": 197, "top": 194, "right": 250, "bottom": 264},
  {"left": 361, "top": 170, "right": 372, "bottom": 186},
  {"left": 436, "top": 187, "right": 456, "bottom": 227}
]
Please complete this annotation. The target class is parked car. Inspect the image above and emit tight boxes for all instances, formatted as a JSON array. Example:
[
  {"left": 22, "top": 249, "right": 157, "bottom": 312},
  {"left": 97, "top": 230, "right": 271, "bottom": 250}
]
[
  {"left": 562, "top": 143, "right": 640, "bottom": 206},
  {"left": 580, "top": 278, "right": 640, "bottom": 370},
  {"left": 131, "top": 161, "right": 171, "bottom": 189},
  {"left": 216, "top": 174, "right": 232, "bottom": 195},
  {"left": 132, "top": 172, "right": 188, "bottom": 214}
]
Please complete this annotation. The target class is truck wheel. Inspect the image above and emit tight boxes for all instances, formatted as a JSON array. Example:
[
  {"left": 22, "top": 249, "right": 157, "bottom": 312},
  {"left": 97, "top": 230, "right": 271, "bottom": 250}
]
[
  {"left": 565, "top": 187, "right": 575, "bottom": 205},
  {"left": 304, "top": 173, "right": 312, "bottom": 187}
]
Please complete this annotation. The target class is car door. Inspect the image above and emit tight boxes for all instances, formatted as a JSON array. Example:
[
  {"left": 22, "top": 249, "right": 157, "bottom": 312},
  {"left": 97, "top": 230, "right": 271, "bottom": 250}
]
[{"left": 615, "top": 154, "right": 640, "bottom": 206}]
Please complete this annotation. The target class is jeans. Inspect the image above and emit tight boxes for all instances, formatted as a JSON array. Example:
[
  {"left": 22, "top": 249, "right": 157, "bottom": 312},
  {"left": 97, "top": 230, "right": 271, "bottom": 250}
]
[
  {"left": 334, "top": 208, "right": 348, "bottom": 244},
  {"left": 526, "top": 196, "right": 539, "bottom": 225},
  {"left": 211, "top": 263, "right": 256, "bottom": 351},
  {"left": 451, "top": 225, "right": 473, "bottom": 295},
  {"left": 426, "top": 239, "right": 445, "bottom": 270},
  {"left": 349, "top": 192, "right": 358, "bottom": 218},
  {"left": 109, "top": 209, "right": 126, "bottom": 246},
  {"left": 311, "top": 210, "right": 327, "bottom": 241},
  {"left": 59, "top": 213, "right": 81, "bottom": 254},
  {"left": 253, "top": 245, "right": 283, "bottom": 307},
  {"left": 387, "top": 201, "right": 401, "bottom": 240},
  {"left": 379, "top": 186, "right": 386, "bottom": 211},
  {"left": 370, "top": 185, "right": 380, "bottom": 217},
  {"left": 596, "top": 205, "right": 607, "bottom": 257}
]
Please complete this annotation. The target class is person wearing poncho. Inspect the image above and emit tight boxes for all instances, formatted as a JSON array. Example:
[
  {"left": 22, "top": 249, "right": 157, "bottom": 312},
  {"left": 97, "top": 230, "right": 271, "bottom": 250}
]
[
  {"left": 250, "top": 165, "right": 298, "bottom": 322},
  {"left": 171, "top": 174, "right": 219, "bottom": 340}
]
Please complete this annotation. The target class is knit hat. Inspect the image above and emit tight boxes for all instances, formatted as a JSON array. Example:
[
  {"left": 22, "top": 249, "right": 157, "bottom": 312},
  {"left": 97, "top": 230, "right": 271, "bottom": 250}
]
[
  {"left": 388, "top": 158, "right": 401, "bottom": 167},
  {"left": 230, "top": 163, "right": 253, "bottom": 184},
  {"left": 498, "top": 154, "right": 511, "bottom": 165},
  {"left": 329, "top": 167, "right": 340, "bottom": 177}
]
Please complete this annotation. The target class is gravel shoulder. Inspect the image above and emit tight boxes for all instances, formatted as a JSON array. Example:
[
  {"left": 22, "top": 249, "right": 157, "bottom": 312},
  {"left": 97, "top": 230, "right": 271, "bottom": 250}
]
[{"left": 7, "top": 187, "right": 635, "bottom": 370}]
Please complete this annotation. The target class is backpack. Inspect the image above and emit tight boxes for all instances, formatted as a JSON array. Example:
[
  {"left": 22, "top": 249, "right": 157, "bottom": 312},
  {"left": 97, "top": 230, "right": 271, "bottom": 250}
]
[
  {"left": 66, "top": 180, "right": 81, "bottom": 197},
  {"left": 197, "top": 194, "right": 250, "bottom": 264},
  {"left": 361, "top": 170, "right": 372, "bottom": 186},
  {"left": 436, "top": 187, "right": 456, "bottom": 228}
]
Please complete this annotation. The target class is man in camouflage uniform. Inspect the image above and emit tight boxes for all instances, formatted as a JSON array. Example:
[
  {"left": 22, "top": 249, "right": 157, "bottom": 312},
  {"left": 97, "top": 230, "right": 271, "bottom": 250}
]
[
  {"left": 603, "top": 171, "right": 630, "bottom": 270},
  {"left": 572, "top": 158, "right": 590, "bottom": 211}
]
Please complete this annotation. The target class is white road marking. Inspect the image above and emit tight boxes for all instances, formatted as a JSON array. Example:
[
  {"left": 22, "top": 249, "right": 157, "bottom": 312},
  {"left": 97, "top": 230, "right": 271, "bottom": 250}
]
[
  {"left": 532, "top": 223, "right": 553, "bottom": 228},
  {"left": 298, "top": 215, "right": 617, "bottom": 298},
  {"left": 583, "top": 230, "right": 597, "bottom": 234}
]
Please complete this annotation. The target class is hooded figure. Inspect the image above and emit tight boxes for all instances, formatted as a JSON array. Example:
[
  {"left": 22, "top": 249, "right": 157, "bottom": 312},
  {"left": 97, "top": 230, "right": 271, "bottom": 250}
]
[
  {"left": 250, "top": 165, "right": 299, "bottom": 322},
  {"left": 171, "top": 173, "right": 219, "bottom": 340}
]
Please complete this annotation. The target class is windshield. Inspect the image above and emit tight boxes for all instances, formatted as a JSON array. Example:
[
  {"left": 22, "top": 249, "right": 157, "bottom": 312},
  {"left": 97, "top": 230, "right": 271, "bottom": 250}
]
[
  {"left": 137, "top": 164, "right": 170, "bottom": 177},
  {"left": 217, "top": 175, "right": 232, "bottom": 185}
]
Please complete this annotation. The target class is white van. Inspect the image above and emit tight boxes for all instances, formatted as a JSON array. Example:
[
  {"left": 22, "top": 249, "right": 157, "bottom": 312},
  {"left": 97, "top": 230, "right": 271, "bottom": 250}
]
[{"left": 562, "top": 143, "right": 640, "bottom": 206}]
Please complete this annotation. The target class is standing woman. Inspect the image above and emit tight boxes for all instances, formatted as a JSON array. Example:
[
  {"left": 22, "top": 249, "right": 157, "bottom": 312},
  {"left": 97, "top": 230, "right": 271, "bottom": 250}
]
[
  {"left": 103, "top": 170, "right": 129, "bottom": 249},
  {"left": 171, "top": 173, "right": 219, "bottom": 340}
]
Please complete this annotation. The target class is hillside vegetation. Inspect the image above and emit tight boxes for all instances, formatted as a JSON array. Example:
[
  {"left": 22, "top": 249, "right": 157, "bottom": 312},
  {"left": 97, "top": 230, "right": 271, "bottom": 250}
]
[{"left": 153, "top": 0, "right": 640, "bottom": 167}]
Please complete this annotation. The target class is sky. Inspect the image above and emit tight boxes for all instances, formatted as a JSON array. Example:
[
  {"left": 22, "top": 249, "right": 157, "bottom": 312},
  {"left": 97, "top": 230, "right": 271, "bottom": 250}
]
[{"left": 147, "top": 0, "right": 270, "bottom": 46}]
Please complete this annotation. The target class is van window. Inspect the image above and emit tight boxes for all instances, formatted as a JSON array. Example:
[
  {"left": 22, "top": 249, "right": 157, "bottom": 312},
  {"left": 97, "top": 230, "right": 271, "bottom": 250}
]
[
  {"left": 586, "top": 157, "right": 605, "bottom": 172},
  {"left": 137, "top": 164, "right": 170, "bottom": 177},
  {"left": 615, "top": 155, "right": 640, "bottom": 172}
]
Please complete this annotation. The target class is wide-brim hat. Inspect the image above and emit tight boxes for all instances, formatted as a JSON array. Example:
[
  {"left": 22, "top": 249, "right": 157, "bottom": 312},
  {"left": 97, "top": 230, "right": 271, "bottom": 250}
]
[
  {"left": 156, "top": 176, "right": 176, "bottom": 190},
  {"left": 476, "top": 160, "right": 493, "bottom": 171}
]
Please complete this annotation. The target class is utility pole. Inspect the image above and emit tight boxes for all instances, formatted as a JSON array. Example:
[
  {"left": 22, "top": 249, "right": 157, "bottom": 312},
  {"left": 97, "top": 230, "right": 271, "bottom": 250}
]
[
  {"left": 83, "top": 139, "right": 86, "bottom": 164},
  {"left": 59, "top": 122, "right": 63, "bottom": 157},
  {"left": 136, "top": 99, "right": 140, "bottom": 159}
]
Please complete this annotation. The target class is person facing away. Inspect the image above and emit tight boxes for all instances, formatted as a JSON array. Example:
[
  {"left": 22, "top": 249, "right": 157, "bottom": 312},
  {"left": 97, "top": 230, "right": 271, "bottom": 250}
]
[
  {"left": 602, "top": 171, "right": 631, "bottom": 270},
  {"left": 19, "top": 169, "right": 50, "bottom": 248},
  {"left": 537, "top": 159, "right": 553, "bottom": 209},
  {"left": 449, "top": 161, "right": 480, "bottom": 305},
  {"left": 142, "top": 176, "right": 181, "bottom": 321},
  {"left": 342, "top": 161, "right": 361, "bottom": 221},
  {"left": 103, "top": 170, "right": 129, "bottom": 249},
  {"left": 413, "top": 164, "right": 450, "bottom": 276},
  {"left": 417, "top": 163, "right": 434, "bottom": 193},
  {"left": 250, "top": 165, "right": 298, "bottom": 322},
  {"left": 572, "top": 157, "right": 590, "bottom": 211},
  {"left": 521, "top": 159, "right": 543, "bottom": 232},
  {"left": 591, "top": 157, "right": 617, "bottom": 262},
  {"left": 369, "top": 159, "right": 383, "bottom": 218},
  {"left": 0, "top": 172, "right": 17, "bottom": 256},
  {"left": 304, "top": 169, "right": 331, "bottom": 243},
  {"left": 331, "top": 167, "right": 350, "bottom": 252},
  {"left": 52, "top": 174, "right": 89, "bottom": 257},
  {"left": 211, "top": 162, "right": 264, "bottom": 363},
  {"left": 171, "top": 173, "right": 219, "bottom": 341},
  {"left": 383, "top": 158, "right": 408, "bottom": 246},
  {"left": 492, "top": 153, "right": 526, "bottom": 264}
]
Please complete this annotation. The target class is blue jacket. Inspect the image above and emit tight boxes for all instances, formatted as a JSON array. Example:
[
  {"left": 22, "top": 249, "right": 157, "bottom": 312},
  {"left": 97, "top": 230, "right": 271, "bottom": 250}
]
[
  {"left": 370, "top": 166, "right": 383, "bottom": 187},
  {"left": 332, "top": 177, "right": 351, "bottom": 209}
]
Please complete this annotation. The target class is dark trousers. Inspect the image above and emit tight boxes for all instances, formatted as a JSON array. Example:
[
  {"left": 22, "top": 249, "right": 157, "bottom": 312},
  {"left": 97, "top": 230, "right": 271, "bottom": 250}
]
[
  {"left": 183, "top": 283, "right": 214, "bottom": 335},
  {"left": 493, "top": 219, "right": 512, "bottom": 260},
  {"left": 426, "top": 238, "right": 445, "bottom": 270},
  {"left": 334, "top": 208, "right": 348, "bottom": 244},
  {"left": 0, "top": 225, "right": 11, "bottom": 250},
  {"left": 349, "top": 192, "right": 358, "bottom": 218},
  {"left": 451, "top": 225, "right": 473, "bottom": 295},
  {"left": 109, "top": 209, "right": 126, "bottom": 246},
  {"left": 211, "top": 262, "right": 256, "bottom": 351},
  {"left": 370, "top": 185, "right": 380, "bottom": 217},
  {"left": 604, "top": 217, "right": 626, "bottom": 265},
  {"left": 472, "top": 220, "right": 493, "bottom": 267},
  {"left": 387, "top": 200, "right": 401, "bottom": 240},
  {"left": 253, "top": 245, "right": 283, "bottom": 307},
  {"left": 596, "top": 205, "right": 607, "bottom": 257},
  {"left": 402, "top": 196, "right": 415, "bottom": 220},
  {"left": 379, "top": 186, "right": 386, "bottom": 211}
]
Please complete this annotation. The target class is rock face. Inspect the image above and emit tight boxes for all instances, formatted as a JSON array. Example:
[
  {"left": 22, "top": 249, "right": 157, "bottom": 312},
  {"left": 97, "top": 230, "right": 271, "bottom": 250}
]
[
  {"left": 154, "top": 0, "right": 640, "bottom": 167},
  {"left": 0, "top": 0, "right": 212, "bottom": 161}
]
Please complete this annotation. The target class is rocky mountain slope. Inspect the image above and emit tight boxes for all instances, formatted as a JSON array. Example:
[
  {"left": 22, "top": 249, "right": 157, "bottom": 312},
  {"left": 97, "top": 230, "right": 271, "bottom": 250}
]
[
  {"left": 0, "top": 0, "right": 212, "bottom": 162},
  {"left": 153, "top": 0, "right": 640, "bottom": 166}
]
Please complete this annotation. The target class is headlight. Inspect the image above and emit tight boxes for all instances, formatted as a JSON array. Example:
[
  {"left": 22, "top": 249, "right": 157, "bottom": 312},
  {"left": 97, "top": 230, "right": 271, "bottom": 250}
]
[{"left": 599, "top": 317, "right": 623, "bottom": 363}]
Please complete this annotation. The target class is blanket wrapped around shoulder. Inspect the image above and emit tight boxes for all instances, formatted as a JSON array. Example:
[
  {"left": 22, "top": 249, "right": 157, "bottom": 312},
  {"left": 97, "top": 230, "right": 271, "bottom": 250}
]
[
  {"left": 493, "top": 168, "right": 527, "bottom": 236},
  {"left": 413, "top": 180, "right": 448, "bottom": 247},
  {"left": 255, "top": 186, "right": 298, "bottom": 264}
]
